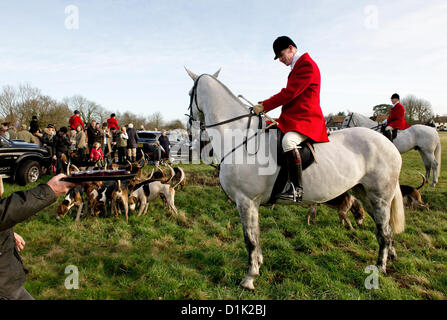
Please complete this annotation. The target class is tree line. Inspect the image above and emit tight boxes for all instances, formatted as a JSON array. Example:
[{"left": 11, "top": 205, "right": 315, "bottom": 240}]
[
  {"left": 0, "top": 83, "right": 185, "bottom": 130},
  {"left": 325, "top": 94, "right": 435, "bottom": 124},
  {"left": 372, "top": 95, "right": 434, "bottom": 124}
]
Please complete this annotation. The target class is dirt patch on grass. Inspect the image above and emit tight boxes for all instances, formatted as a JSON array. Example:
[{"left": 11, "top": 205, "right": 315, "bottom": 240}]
[
  {"left": 187, "top": 171, "right": 220, "bottom": 186},
  {"left": 45, "top": 246, "right": 66, "bottom": 259},
  {"left": 394, "top": 273, "right": 431, "bottom": 289}
]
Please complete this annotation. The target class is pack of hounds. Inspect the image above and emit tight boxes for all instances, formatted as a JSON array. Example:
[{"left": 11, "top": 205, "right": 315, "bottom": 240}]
[
  {"left": 55, "top": 153, "right": 428, "bottom": 228},
  {"left": 56, "top": 152, "right": 186, "bottom": 223}
]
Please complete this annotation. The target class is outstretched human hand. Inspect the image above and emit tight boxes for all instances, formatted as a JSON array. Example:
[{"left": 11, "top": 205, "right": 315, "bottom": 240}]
[{"left": 47, "top": 174, "right": 75, "bottom": 197}]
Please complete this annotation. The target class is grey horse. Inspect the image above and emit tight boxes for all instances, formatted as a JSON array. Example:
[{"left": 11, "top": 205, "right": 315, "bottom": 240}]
[
  {"left": 186, "top": 69, "right": 405, "bottom": 290},
  {"left": 342, "top": 112, "right": 441, "bottom": 187}
]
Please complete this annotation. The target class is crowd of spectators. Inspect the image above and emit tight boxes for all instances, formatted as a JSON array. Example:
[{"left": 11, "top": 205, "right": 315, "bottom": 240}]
[
  {"left": 0, "top": 111, "right": 172, "bottom": 172},
  {"left": 0, "top": 110, "right": 179, "bottom": 173}
]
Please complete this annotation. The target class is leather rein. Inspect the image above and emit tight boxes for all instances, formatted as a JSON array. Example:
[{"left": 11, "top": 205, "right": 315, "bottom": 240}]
[{"left": 186, "top": 74, "right": 263, "bottom": 165}]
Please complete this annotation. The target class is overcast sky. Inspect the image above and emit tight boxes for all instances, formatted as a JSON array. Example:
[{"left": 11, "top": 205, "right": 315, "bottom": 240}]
[{"left": 1, "top": 0, "right": 446, "bottom": 122}]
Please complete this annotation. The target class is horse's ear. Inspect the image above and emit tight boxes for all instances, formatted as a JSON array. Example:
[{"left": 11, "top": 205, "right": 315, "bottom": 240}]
[
  {"left": 212, "top": 68, "right": 221, "bottom": 78},
  {"left": 185, "top": 67, "right": 198, "bottom": 81}
]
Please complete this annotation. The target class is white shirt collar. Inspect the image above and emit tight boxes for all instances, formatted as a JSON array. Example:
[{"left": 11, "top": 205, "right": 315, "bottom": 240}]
[
  {"left": 392, "top": 101, "right": 399, "bottom": 108},
  {"left": 291, "top": 52, "right": 303, "bottom": 70}
]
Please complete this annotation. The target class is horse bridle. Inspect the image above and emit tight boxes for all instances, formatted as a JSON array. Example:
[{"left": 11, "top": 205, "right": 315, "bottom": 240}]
[
  {"left": 346, "top": 113, "right": 380, "bottom": 131},
  {"left": 186, "top": 74, "right": 263, "bottom": 165}
]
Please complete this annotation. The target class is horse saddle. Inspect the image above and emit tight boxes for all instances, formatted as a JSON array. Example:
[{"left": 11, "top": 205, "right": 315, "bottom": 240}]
[
  {"left": 267, "top": 129, "right": 317, "bottom": 204},
  {"left": 380, "top": 124, "right": 398, "bottom": 142}
]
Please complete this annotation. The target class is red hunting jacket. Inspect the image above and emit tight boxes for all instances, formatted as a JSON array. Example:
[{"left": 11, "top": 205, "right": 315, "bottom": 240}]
[
  {"left": 387, "top": 103, "right": 410, "bottom": 130},
  {"left": 263, "top": 53, "right": 329, "bottom": 143},
  {"left": 69, "top": 114, "right": 84, "bottom": 130},
  {"left": 107, "top": 117, "right": 119, "bottom": 130},
  {"left": 90, "top": 147, "right": 103, "bottom": 161}
]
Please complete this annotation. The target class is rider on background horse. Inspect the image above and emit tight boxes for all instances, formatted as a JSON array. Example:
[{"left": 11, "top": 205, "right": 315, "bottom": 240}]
[
  {"left": 382, "top": 93, "right": 410, "bottom": 141},
  {"left": 253, "top": 36, "right": 329, "bottom": 202}
]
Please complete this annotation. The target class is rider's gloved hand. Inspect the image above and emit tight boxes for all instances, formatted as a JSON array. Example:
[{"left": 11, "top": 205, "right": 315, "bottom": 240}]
[{"left": 253, "top": 103, "right": 265, "bottom": 115}]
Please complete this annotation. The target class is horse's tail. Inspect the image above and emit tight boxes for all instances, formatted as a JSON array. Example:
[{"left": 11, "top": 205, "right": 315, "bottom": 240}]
[
  {"left": 390, "top": 182, "right": 405, "bottom": 235},
  {"left": 435, "top": 138, "right": 441, "bottom": 180}
]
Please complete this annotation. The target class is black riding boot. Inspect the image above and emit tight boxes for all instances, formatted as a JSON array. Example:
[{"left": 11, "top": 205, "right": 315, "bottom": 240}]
[
  {"left": 384, "top": 129, "right": 393, "bottom": 142},
  {"left": 276, "top": 148, "right": 304, "bottom": 202}
]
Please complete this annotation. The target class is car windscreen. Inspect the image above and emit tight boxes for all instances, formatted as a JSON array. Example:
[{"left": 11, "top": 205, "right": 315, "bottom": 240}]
[{"left": 138, "top": 133, "right": 157, "bottom": 140}]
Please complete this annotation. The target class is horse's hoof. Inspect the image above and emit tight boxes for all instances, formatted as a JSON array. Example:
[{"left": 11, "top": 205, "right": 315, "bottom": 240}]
[
  {"left": 388, "top": 249, "right": 397, "bottom": 262},
  {"left": 240, "top": 277, "right": 255, "bottom": 290},
  {"left": 377, "top": 265, "right": 387, "bottom": 274}
]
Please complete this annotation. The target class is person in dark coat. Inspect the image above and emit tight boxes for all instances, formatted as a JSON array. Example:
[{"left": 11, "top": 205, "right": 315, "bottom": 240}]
[
  {"left": 86, "top": 120, "right": 97, "bottom": 150},
  {"left": 52, "top": 127, "right": 71, "bottom": 174},
  {"left": 126, "top": 123, "right": 139, "bottom": 162},
  {"left": 158, "top": 130, "right": 171, "bottom": 161},
  {"left": 0, "top": 174, "right": 74, "bottom": 300},
  {"left": 110, "top": 127, "right": 120, "bottom": 159},
  {"left": 94, "top": 123, "right": 103, "bottom": 145},
  {"left": 29, "top": 116, "right": 39, "bottom": 135},
  {"left": 41, "top": 124, "right": 56, "bottom": 155},
  {"left": 2, "top": 122, "right": 17, "bottom": 140}
]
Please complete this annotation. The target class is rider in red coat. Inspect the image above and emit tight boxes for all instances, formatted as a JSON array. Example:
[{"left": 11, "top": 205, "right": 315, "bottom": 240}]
[
  {"left": 107, "top": 113, "right": 119, "bottom": 131},
  {"left": 384, "top": 93, "right": 410, "bottom": 141},
  {"left": 253, "top": 36, "right": 329, "bottom": 202},
  {"left": 69, "top": 110, "right": 84, "bottom": 130}
]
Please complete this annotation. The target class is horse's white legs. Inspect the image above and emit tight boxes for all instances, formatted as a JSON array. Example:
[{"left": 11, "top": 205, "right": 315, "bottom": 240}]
[
  {"left": 418, "top": 149, "right": 438, "bottom": 187},
  {"left": 368, "top": 195, "right": 394, "bottom": 272},
  {"left": 237, "top": 197, "right": 263, "bottom": 290}
]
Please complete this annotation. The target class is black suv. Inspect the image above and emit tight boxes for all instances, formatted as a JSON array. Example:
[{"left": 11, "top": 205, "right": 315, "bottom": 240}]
[
  {"left": 0, "top": 136, "right": 52, "bottom": 185},
  {"left": 137, "top": 131, "right": 162, "bottom": 163}
]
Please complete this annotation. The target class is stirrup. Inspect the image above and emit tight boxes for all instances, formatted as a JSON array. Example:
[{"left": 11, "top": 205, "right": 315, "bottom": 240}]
[{"left": 276, "top": 183, "right": 303, "bottom": 202}]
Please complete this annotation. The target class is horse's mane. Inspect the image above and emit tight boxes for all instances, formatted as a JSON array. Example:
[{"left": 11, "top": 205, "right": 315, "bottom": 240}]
[
  {"left": 200, "top": 74, "right": 251, "bottom": 110},
  {"left": 352, "top": 112, "right": 379, "bottom": 124}
]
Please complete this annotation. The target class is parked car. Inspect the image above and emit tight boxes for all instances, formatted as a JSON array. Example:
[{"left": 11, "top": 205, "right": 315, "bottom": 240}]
[
  {"left": 0, "top": 136, "right": 52, "bottom": 185},
  {"left": 136, "top": 131, "right": 162, "bottom": 163},
  {"left": 136, "top": 130, "right": 192, "bottom": 164}
]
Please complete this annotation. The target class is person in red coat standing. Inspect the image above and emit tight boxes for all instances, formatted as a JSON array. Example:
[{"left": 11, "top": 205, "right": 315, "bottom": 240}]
[
  {"left": 69, "top": 110, "right": 84, "bottom": 131},
  {"left": 253, "top": 36, "right": 329, "bottom": 202},
  {"left": 383, "top": 93, "right": 410, "bottom": 141},
  {"left": 107, "top": 113, "right": 119, "bottom": 131},
  {"left": 90, "top": 142, "right": 104, "bottom": 163}
]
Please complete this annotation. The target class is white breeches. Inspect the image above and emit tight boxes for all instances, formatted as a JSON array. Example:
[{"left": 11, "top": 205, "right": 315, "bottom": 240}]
[{"left": 282, "top": 131, "right": 308, "bottom": 152}]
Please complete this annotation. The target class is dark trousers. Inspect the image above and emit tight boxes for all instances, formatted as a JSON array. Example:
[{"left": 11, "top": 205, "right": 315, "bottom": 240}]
[
  {"left": 77, "top": 147, "right": 86, "bottom": 162},
  {"left": 118, "top": 147, "right": 127, "bottom": 163},
  {"left": 56, "top": 153, "right": 66, "bottom": 174}
]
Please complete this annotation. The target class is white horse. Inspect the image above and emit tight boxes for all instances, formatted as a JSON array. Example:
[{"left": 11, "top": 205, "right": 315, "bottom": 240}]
[
  {"left": 185, "top": 69, "right": 405, "bottom": 290},
  {"left": 342, "top": 113, "right": 441, "bottom": 187}
]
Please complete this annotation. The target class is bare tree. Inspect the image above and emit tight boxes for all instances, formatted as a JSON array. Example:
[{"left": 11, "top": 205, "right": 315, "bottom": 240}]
[
  {"left": 165, "top": 119, "right": 186, "bottom": 130},
  {"left": 63, "top": 95, "right": 103, "bottom": 124},
  {"left": 147, "top": 112, "right": 164, "bottom": 130},
  {"left": 401, "top": 95, "right": 434, "bottom": 123},
  {"left": 0, "top": 85, "right": 19, "bottom": 123}
]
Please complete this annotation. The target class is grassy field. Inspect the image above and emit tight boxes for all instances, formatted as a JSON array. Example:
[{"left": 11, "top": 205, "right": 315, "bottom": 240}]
[{"left": 5, "top": 133, "right": 447, "bottom": 300}]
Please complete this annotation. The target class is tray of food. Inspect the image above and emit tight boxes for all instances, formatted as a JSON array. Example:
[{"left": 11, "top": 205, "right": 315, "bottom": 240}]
[{"left": 61, "top": 170, "right": 136, "bottom": 182}]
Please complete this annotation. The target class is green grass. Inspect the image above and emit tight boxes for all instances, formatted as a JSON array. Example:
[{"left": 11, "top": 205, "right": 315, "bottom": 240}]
[{"left": 5, "top": 133, "right": 447, "bottom": 300}]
